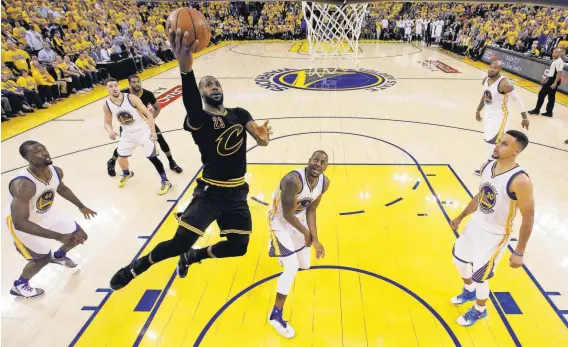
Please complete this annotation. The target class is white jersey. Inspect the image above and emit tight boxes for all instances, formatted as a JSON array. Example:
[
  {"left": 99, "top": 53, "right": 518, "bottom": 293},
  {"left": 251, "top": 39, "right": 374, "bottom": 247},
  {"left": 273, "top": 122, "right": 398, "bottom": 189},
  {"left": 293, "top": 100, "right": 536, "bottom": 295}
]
[
  {"left": 106, "top": 93, "right": 147, "bottom": 133},
  {"left": 483, "top": 76, "right": 510, "bottom": 118},
  {"left": 5, "top": 165, "right": 61, "bottom": 223},
  {"left": 268, "top": 168, "right": 325, "bottom": 227},
  {"left": 482, "top": 76, "right": 511, "bottom": 141},
  {"left": 469, "top": 160, "right": 526, "bottom": 235}
]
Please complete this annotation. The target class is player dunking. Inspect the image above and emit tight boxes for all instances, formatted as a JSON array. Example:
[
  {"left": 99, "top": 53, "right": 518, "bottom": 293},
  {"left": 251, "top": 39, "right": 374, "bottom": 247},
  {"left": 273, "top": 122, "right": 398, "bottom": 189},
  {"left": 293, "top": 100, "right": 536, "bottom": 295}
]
[
  {"left": 106, "top": 75, "right": 183, "bottom": 177},
  {"left": 475, "top": 60, "right": 529, "bottom": 175},
  {"left": 267, "top": 151, "right": 329, "bottom": 338},
  {"left": 109, "top": 31, "right": 272, "bottom": 290},
  {"left": 4, "top": 141, "right": 96, "bottom": 298},
  {"left": 450, "top": 130, "right": 534, "bottom": 326},
  {"left": 103, "top": 78, "right": 172, "bottom": 195}
]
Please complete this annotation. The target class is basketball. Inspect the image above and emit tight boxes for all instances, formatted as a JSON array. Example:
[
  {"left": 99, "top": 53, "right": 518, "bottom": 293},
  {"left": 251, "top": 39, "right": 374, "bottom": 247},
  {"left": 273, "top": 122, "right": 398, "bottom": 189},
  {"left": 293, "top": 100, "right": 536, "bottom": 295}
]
[{"left": 167, "top": 8, "right": 211, "bottom": 53}]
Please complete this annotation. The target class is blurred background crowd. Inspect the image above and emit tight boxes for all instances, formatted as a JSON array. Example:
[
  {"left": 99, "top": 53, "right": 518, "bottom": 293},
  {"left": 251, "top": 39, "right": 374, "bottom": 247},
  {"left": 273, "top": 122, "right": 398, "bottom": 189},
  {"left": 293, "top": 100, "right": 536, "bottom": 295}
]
[{"left": 2, "top": 0, "right": 567, "bottom": 121}]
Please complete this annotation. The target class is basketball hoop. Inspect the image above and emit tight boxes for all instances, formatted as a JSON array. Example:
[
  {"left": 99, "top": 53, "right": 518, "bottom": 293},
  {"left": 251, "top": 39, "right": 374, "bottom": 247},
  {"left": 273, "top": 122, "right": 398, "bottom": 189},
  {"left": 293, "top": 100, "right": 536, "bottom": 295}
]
[{"left": 301, "top": 1, "right": 368, "bottom": 77}]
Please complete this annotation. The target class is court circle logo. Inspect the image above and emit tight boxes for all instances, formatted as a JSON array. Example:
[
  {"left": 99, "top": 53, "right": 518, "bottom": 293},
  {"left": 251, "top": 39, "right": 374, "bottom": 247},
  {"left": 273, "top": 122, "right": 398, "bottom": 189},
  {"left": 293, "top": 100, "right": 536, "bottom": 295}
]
[
  {"left": 117, "top": 110, "right": 135, "bottom": 125},
  {"left": 255, "top": 68, "right": 396, "bottom": 92},
  {"left": 36, "top": 189, "right": 55, "bottom": 214},
  {"left": 479, "top": 183, "right": 497, "bottom": 214}
]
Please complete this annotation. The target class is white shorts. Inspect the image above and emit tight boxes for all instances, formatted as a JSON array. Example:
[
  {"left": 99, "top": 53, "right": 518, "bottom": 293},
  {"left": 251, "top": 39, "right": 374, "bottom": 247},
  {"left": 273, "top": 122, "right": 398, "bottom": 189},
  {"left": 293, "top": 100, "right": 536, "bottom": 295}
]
[
  {"left": 453, "top": 223, "right": 511, "bottom": 283},
  {"left": 484, "top": 114, "right": 509, "bottom": 144},
  {"left": 6, "top": 211, "right": 79, "bottom": 260},
  {"left": 117, "top": 127, "right": 158, "bottom": 158},
  {"left": 268, "top": 218, "right": 308, "bottom": 258}
]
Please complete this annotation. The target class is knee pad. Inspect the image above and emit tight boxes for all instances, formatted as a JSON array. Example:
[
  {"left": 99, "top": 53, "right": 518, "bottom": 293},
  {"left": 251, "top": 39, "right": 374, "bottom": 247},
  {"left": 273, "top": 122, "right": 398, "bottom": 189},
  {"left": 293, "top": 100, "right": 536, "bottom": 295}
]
[{"left": 227, "top": 234, "right": 249, "bottom": 256}]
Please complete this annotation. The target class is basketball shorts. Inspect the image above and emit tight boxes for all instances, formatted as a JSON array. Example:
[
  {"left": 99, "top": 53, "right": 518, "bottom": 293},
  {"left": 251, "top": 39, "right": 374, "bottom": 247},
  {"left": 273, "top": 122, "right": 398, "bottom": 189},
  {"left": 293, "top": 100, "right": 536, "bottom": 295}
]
[
  {"left": 5, "top": 211, "right": 80, "bottom": 260},
  {"left": 484, "top": 114, "right": 509, "bottom": 145},
  {"left": 176, "top": 179, "right": 252, "bottom": 237},
  {"left": 452, "top": 223, "right": 511, "bottom": 283},
  {"left": 117, "top": 126, "right": 158, "bottom": 158},
  {"left": 268, "top": 217, "right": 309, "bottom": 258}
]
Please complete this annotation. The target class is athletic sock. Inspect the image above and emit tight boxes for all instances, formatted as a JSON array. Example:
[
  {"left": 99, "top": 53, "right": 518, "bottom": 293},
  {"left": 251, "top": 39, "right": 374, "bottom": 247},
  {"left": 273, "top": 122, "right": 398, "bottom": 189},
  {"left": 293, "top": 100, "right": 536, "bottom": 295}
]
[
  {"left": 166, "top": 154, "right": 174, "bottom": 164},
  {"left": 195, "top": 247, "right": 211, "bottom": 262},
  {"left": 464, "top": 283, "right": 475, "bottom": 292},
  {"left": 14, "top": 277, "right": 28, "bottom": 286},
  {"left": 54, "top": 249, "right": 66, "bottom": 259},
  {"left": 474, "top": 303, "right": 486, "bottom": 312},
  {"left": 160, "top": 172, "right": 168, "bottom": 183},
  {"left": 123, "top": 169, "right": 130, "bottom": 176}
]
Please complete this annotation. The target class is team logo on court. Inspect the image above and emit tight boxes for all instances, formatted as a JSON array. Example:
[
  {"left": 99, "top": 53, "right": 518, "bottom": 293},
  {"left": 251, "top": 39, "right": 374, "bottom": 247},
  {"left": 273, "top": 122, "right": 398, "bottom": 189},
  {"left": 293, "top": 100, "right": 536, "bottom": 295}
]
[
  {"left": 255, "top": 68, "right": 396, "bottom": 92},
  {"left": 483, "top": 90, "right": 493, "bottom": 104},
  {"left": 36, "top": 189, "right": 55, "bottom": 214},
  {"left": 216, "top": 124, "right": 244, "bottom": 156},
  {"left": 479, "top": 183, "right": 497, "bottom": 214},
  {"left": 116, "top": 110, "right": 135, "bottom": 125},
  {"left": 295, "top": 198, "right": 313, "bottom": 212}
]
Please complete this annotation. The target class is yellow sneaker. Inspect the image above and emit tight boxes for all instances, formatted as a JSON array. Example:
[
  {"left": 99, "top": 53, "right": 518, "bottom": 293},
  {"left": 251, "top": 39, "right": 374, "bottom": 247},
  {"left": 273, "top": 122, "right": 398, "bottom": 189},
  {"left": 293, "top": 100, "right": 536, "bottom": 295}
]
[
  {"left": 158, "top": 181, "right": 172, "bottom": 195},
  {"left": 118, "top": 172, "right": 134, "bottom": 188}
]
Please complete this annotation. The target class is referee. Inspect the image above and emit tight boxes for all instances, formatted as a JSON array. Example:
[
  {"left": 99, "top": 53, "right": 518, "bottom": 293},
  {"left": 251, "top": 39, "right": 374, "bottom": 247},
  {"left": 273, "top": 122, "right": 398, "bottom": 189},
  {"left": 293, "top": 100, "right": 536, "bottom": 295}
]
[{"left": 529, "top": 48, "right": 565, "bottom": 117}]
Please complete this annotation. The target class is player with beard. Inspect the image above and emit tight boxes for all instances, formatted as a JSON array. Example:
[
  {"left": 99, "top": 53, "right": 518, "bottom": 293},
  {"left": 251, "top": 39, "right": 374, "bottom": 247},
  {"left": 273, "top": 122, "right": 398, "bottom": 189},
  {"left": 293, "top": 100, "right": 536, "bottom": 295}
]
[
  {"left": 475, "top": 60, "right": 529, "bottom": 175},
  {"left": 109, "top": 30, "right": 272, "bottom": 290},
  {"left": 106, "top": 75, "right": 183, "bottom": 177},
  {"left": 267, "top": 150, "right": 330, "bottom": 338},
  {"left": 450, "top": 130, "right": 534, "bottom": 326},
  {"left": 4, "top": 141, "right": 96, "bottom": 298}
]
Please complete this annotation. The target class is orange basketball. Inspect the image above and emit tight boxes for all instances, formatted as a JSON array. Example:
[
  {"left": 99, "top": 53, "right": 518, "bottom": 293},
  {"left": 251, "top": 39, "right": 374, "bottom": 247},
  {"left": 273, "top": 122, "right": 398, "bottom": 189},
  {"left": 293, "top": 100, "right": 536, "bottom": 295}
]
[{"left": 166, "top": 8, "right": 211, "bottom": 53}]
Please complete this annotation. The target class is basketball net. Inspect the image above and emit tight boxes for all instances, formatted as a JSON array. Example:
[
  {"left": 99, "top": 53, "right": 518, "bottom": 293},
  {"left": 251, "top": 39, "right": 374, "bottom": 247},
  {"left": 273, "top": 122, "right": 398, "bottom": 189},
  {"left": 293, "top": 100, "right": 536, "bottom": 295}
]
[{"left": 301, "top": 1, "right": 368, "bottom": 77}]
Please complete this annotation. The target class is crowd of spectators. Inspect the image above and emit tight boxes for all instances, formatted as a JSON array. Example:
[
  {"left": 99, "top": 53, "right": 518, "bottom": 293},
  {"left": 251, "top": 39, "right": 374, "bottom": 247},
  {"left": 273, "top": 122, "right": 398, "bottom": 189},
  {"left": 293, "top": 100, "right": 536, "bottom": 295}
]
[{"left": 2, "top": 1, "right": 567, "bottom": 122}]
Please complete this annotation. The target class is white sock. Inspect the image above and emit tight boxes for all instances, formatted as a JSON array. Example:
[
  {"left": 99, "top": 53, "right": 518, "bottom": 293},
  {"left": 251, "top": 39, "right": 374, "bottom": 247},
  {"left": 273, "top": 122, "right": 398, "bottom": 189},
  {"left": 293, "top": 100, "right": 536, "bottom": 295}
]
[
  {"left": 464, "top": 283, "right": 475, "bottom": 292},
  {"left": 474, "top": 303, "right": 486, "bottom": 312}
]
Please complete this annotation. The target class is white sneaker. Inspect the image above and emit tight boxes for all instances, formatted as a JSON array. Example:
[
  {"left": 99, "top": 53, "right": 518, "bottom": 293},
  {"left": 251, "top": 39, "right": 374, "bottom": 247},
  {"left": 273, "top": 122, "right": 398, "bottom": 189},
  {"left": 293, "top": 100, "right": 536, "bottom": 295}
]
[
  {"left": 10, "top": 282, "right": 45, "bottom": 299},
  {"left": 268, "top": 312, "right": 295, "bottom": 338}
]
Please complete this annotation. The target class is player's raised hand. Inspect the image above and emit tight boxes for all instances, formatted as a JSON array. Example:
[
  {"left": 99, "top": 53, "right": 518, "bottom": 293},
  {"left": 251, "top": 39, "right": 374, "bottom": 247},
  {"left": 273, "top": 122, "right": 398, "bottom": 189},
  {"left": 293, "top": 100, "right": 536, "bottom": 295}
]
[
  {"left": 79, "top": 206, "right": 97, "bottom": 220},
  {"left": 169, "top": 28, "right": 199, "bottom": 72},
  {"left": 450, "top": 216, "right": 462, "bottom": 230}
]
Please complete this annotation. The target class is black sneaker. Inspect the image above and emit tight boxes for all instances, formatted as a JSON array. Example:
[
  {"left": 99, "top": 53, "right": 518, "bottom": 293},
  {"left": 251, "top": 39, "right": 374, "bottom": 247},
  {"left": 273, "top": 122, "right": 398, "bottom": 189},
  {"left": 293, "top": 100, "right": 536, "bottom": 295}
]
[
  {"left": 177, "top": 249, "right": 201, "bottom": 279},
  {"left": 527, "top": 109, "right": 540, "bottom": 115},
  {"left": 541, "top": 112, "right": 553, "bottom": 117},
  {"left": 169, "top": 161, "right": 183, "bottom": 173},
  {"left": 107, "top": 159, "right": 116, "bottom": 177},
  {"left": 109, "top": 257, "right": 146, "bottom": 290}
]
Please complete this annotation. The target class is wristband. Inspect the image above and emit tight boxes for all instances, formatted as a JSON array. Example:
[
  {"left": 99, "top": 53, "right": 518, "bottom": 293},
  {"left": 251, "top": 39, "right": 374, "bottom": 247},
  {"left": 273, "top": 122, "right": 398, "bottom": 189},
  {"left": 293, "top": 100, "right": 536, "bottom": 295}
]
[{"left": 512, "top": 249, "right": 524, "bottom": 257}]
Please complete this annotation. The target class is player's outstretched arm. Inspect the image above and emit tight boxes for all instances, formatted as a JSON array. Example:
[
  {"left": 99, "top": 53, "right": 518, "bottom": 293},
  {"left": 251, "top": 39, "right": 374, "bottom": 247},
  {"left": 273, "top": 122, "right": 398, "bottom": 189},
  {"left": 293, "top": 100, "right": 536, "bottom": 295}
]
[
  {"left": 499, "top": 79, "right": 529, "bottom": 130},
  {"left": 10, "top": 178, "right": 68, "bottom": 241},
  {"left": 509, "top": 173, "right": 534, "bottom": 268},
  {"left": 168, "top": 28, "right": 206, "bottom": 131},
  {"left": 54, "top": 167, "right": 97, "bottom": 219},
  {"left": 306, "top": 176, "right": 330, "bottom": 259},
  {"left": 245, "top": 119, "right": 272, "bottom": 146},
  {"left": 280, "top": 173, "right": 312, "bottom": 246}
]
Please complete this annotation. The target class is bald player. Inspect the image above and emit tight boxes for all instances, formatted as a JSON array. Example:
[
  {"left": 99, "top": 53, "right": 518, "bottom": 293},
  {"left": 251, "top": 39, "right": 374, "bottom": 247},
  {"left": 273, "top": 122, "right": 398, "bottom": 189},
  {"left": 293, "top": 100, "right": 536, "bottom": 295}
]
[{"left": 475, "top": 60, "right": 529, "bottom": 175}]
